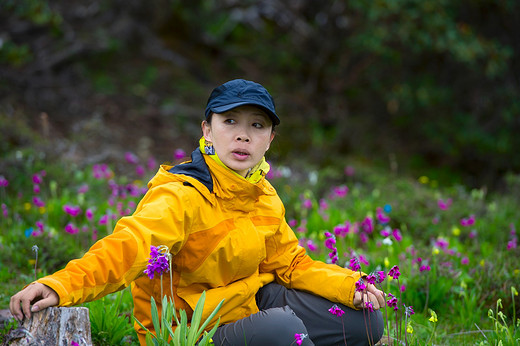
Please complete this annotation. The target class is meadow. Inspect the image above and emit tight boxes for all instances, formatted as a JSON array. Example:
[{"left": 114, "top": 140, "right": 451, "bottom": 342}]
[{"left": 0, "top": 146, "right": 519, "bottom": 345}]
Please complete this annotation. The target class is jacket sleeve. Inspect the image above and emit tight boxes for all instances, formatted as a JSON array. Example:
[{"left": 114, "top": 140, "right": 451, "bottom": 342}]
[
  {"left": 36, "top": 183, "right": 193, "bottom": 306},
  {"left": 259, "top": 208, "right": 361, "bottom": 310}
]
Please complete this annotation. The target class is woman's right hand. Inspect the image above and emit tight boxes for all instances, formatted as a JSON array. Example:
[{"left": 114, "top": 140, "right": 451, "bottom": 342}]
[{"left": 9, "top": 282, "right": 59, "bottom": 321}]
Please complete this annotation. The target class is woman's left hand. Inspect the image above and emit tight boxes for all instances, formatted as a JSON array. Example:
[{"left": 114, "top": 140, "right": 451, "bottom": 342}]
[{"left": 353, "top": 283, "right": 385, "bottom": 310}]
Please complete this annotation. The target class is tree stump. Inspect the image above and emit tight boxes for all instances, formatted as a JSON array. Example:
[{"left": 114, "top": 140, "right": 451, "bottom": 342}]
[{"left": 6, "top": 307, "right": 92, "bottom": 346}]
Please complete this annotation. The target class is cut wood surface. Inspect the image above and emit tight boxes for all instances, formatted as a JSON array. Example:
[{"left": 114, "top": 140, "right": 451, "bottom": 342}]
[{"left": 4, "top": 307, "right": 92, "bottom": 346}]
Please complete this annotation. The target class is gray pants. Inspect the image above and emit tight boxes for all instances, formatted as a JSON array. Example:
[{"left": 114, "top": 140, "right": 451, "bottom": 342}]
[{"left": 212, "top": 283, "right": 384, "bottom": 346}]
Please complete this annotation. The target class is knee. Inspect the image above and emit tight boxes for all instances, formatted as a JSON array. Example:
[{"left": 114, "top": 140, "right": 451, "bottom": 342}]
[{"left": 256, "top": 306, "right": 309, "bottom": 344}]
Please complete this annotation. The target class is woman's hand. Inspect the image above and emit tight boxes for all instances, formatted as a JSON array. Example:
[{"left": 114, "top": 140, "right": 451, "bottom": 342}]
[
  {"left": 353, "top": 283, "right": 385, "bottom": 310},
  {"left": 10, "top": 282, "right": 59, "bottom": 321}
]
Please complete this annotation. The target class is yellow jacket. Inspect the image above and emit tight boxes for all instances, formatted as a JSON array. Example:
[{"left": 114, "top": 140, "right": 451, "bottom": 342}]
[{"left": 37, "top": 149, "right": 361, "bottom": 344}]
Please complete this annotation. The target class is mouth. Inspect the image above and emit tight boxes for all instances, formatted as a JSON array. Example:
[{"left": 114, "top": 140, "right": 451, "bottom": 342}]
[{"left": 232, "top": 149, "right": 250, "bottom": 159}]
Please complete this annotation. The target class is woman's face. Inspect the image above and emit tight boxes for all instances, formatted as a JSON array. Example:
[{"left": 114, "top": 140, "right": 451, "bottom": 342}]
[{"left": 202, "top": 105, "right": 275, "bottom": 177}]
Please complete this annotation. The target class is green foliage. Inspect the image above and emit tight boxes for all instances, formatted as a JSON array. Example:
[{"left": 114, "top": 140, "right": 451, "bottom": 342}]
[
  {"left": 85, "top": 289, "right": 138, "bottom": 345},
  {"left": 0, "top": 317, "right": 19, "bottom": 345},
  {"left": 135, "top": 292, "right": 223, "bottom": 346}
]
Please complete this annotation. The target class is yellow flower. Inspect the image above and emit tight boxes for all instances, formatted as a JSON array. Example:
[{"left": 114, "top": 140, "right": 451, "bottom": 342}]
[
  {"left": 432, "top": 247, "right": 440, "bottom": 255},
  {"left": 418, "top": 176, "right": 429, "bottom": 184},
  {"left": 512, "top": 287, "right": 518, "bottom": 296},
  {"left": 480, "top": 259, "right": 485, "bottom": 267},
  {"left": 406, "top": 321, "right": 413, "bottom": 334},
  {"left": 24, "top": 202, "right": 32, "bottom": 211},
  {"left": 384, "top": 257, "right": 390, "bottom": 268},
  {"left": 429, "top": 309, "right": 438, "bottom": 323},
  {"left": 452, "top": 226, "right": 460, "bottom": 236},
  {"left": 28, "top": 259, "right": 35, "bottom": 265},
  {"left": 39, "top": 206, "right": 46, "bottom": 214}
]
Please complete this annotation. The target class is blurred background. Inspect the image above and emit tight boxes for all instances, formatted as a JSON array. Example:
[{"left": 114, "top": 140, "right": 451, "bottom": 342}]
[{"left": 1, "top": 0, "right": 519, "bottom": 190}]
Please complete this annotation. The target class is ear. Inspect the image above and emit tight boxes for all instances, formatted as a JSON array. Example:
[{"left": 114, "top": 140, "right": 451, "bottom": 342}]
[
  {"left": 201, "top": 120, "right": 212, "bottom": 142},
  {"left": 265, "top": 131, "right": 275, "bottom": 152}
]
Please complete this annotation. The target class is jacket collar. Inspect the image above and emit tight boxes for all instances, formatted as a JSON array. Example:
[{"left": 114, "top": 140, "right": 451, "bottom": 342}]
[{"left": 168, "top": 149, "right": 277, "bottom": 209}]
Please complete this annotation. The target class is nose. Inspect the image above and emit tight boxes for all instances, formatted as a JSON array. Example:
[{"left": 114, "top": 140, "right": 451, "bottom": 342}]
[{"left": 236, "top": 134, "right": 250, "bottom": 142}]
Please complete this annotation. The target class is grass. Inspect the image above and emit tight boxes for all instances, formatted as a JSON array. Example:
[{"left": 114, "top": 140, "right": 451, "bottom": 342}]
[{"left": 0, "top": 145, "right": 519, "bottom": 345}]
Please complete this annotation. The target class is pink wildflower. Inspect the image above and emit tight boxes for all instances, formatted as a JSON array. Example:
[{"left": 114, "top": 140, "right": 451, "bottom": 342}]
[
  {"left": 460, "top": 215, "right": 476, "bottom": 227},
  {"left": 349, "top": 257, "right": 361, "bottom": 271},
  {"left": 329, "top": 304, "right": 345, "bottom": 317},
  {"left": 125, "top": 151, "right": 139, "bottom": 164},
  {"left": 174, "top": 148, "right": 186, "bottom": 160},
  {"left": 376, "top": 207, "right": 390, "bottom": 224},
  {"left": 388, "top": 265, "right": 400, "bottom": 279},
  {"left": 437, "top": 198, "right": 452, "bottom": 210}
]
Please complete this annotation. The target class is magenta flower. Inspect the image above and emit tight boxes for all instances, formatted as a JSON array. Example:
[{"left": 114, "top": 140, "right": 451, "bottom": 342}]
[
  {"left": 125, "top": 151, "right": 139, "bottom": 164},
  {"left": 65, "top": 223, "right": 79, "bottom": 234},
  {"left": 437, "top": 198, "right": 452, "bottom": 210},
  {"left": 349, "top": 257, "right": 361, "bottom": 271},
  {"left": 365, "top": 301, "right": 374, "bottom": 312},
  {"left": 361, "top": 216, "right": 374, "bottom": 233},
  {"left": 63, "top": 205, "right": 82, "bottom": 217},
  {"left": 507, "top": 239, "right": 517, "bottom": 250},
  {"left": 98, "top": 214, "right": 109, "bottom": 225},
  {"left": 306, "top": 239, "right": 318, "bottom": 252},
  {"left": 136, "top": 165, "right": 145, "bottom": 177},
  {"left": 324, "top": 235, "right": 336, "bottom": 250},
  {"left": 319, "top": 199, "right": 329, "bottom": 211},
  {"left": 0, "top": 176, "right": 8, "bottom": 187},
  {"left": 365, "top": 274, "right": 376, "bottom": 285},
  {"left": 392, "top": 229, "right": 402, "bottom": 242},
  {"left": 294, "top": 333, "right": 308, "bottom": 345},
  {"left": 435, "top": 237, "right": 449, "bottom": 250},
  {"left": 174, "top": 148, "right": 186, "bottom": 160},
  {"left": 33, "top": 184, "right": 40, "bottom": 194},
  {"left": 302, "top": 199, "right": 312, "bottom": 209},
  {"left": 380, "top": 227, "right": 391, "bottom": 237},
  {"left": 376, "top": 207, "right": 390, "bottom": 224},
  {"left": 32, "top": 173, "right": 42, "bottom": 184},
  {"left": 86, "top": 208, "right": 94, "bottom": 221},
  {"left": 460, "top": 214, "right": 476, "bottom": 227},
  {"left": 147, "top": 157, "right": 157, "bottom": 171},
  {"left": 461, "top": 256, "right": 469, "bottom": 265},
  {"left": 32, "top": 196, "right": 45, "bottom": 207},
  {"left": 143, "top": 245, "right": 170, "bottom": 279},
  {"left": 71, "top": 341, "right": 79, "bottom": 346},
  {"left": 420, "top": 264, "right": 431, "bottom": 272},
  {"left": 376, "top": 270, "right": 386, "bottom": 284},
  {"left": 332, "top": 185, "right": 348, "bottom": 198},
  {"left": 387, "top": 293, "right": 398, "bottom": 311},
  {"left": 288, "top": 219, "right": 298, "bottom": 227},
  {"left": 329, "top": 304, "right": 345, "bottom": 317},
  {"left": 77, "top": 184, "right": 89, "bottom": 194},
  {"left": 334, "top": 224, "right": 349, "bottom": 237},
  {"left": 359, "top": 254, "right": 369, "bottom": 266},
  {"left": 355, "top": 278, "right": 367, "bottom": 292},
  {"left": 388, "top": 265, "right": 400, "bottom": 279}
]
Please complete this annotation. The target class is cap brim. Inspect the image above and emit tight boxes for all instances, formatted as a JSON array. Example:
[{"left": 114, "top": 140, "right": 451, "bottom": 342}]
[{"left": 210, "top": 102, "right": 280, "bottom": 125}]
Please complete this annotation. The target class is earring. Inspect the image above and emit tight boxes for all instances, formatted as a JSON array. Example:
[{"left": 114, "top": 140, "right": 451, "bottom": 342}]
[{"left": 204, "top": 140, "right": 215, "bottom": 155}]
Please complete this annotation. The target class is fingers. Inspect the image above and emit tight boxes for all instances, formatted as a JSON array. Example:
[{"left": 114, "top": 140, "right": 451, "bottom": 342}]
[{"left": 9, "top": 283, "right": 59, "bottom": 321}]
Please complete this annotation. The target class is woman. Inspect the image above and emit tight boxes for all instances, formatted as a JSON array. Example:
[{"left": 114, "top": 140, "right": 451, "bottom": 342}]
[{"left": 10, "top": 79, "right": 384, "bottom": 345}]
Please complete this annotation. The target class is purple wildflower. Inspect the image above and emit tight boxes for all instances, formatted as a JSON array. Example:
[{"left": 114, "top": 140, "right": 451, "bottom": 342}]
[
  {"left": 63, "top": 205, "right": 81, "bottom": 217},
  {"left": 420, "top": 264, "right": 431, "bottom": 272},
  {"left": 387, "top": 293, "right": 398, "bottom": 311},
  {"left": 64, "top": 223, "right": 79, "bottom": 234},
  {"left": 376, "top": 207, "right": 390, "bottom": 224},
  {"left": 355, "top": 278, "right": 367, "bottom": 292},
  {"left": 376, "top": 271, "right": 386, "bottom": 284},
  {"left": 33, "top": 196, "right": 45, "bottom": 208},
  {"left": 306, "top": 239, "right": 318, "bottom": 252},
  {"left": 329, "top": 304, "right": 345, "bottom": 317},
  {"left": 125, "top": 151, "right": 139, "bottom": 164},
  {"left": 143, "top": 245, "right": 170, "bottom": 279},
  {"left": 302, "top": 199, "right": 312, "bottom": 209},
  {"left": 460, "top": 215, "right": 476, "bottom": 227},
  {"left": 365, "top": 301, "right": 374, "bottom": 312},
  {"left": 361, "top": 216, "right": 374, "bottom": 233},
  {"left": 332, "top": 185, "right": 348, "bottom": 198},
  {"left": 405, "top": 305, "right": 415, "bottom": 317},
  {"left": 365, "top": 274, "right": 376, "bottom": 285},
  {"left": 0, "top": 176, "right": 8, "bottom": 187},
  {"left": 392, "top": 229, "right": 402, "bottom": 242},
  {"left": 32, "top": 173, "right": 42, "bottom": 184},
  {"left": 174, "top": 148, "right": 186, "bottom": 160},
  {"left": 349, "top": 257, "right": 361, "bottom": 271},
  {"left": 78, "top": 184, "right": 89, "bottom": 194},
  {"left": 388, "top": 265, "right": 400, "bottom": 279},
  {"left": 294, "top": 333, "right": 308, "bottom": 345},
  {"left": 437, "top": 198, "right": 452, "bottom": 210}
]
